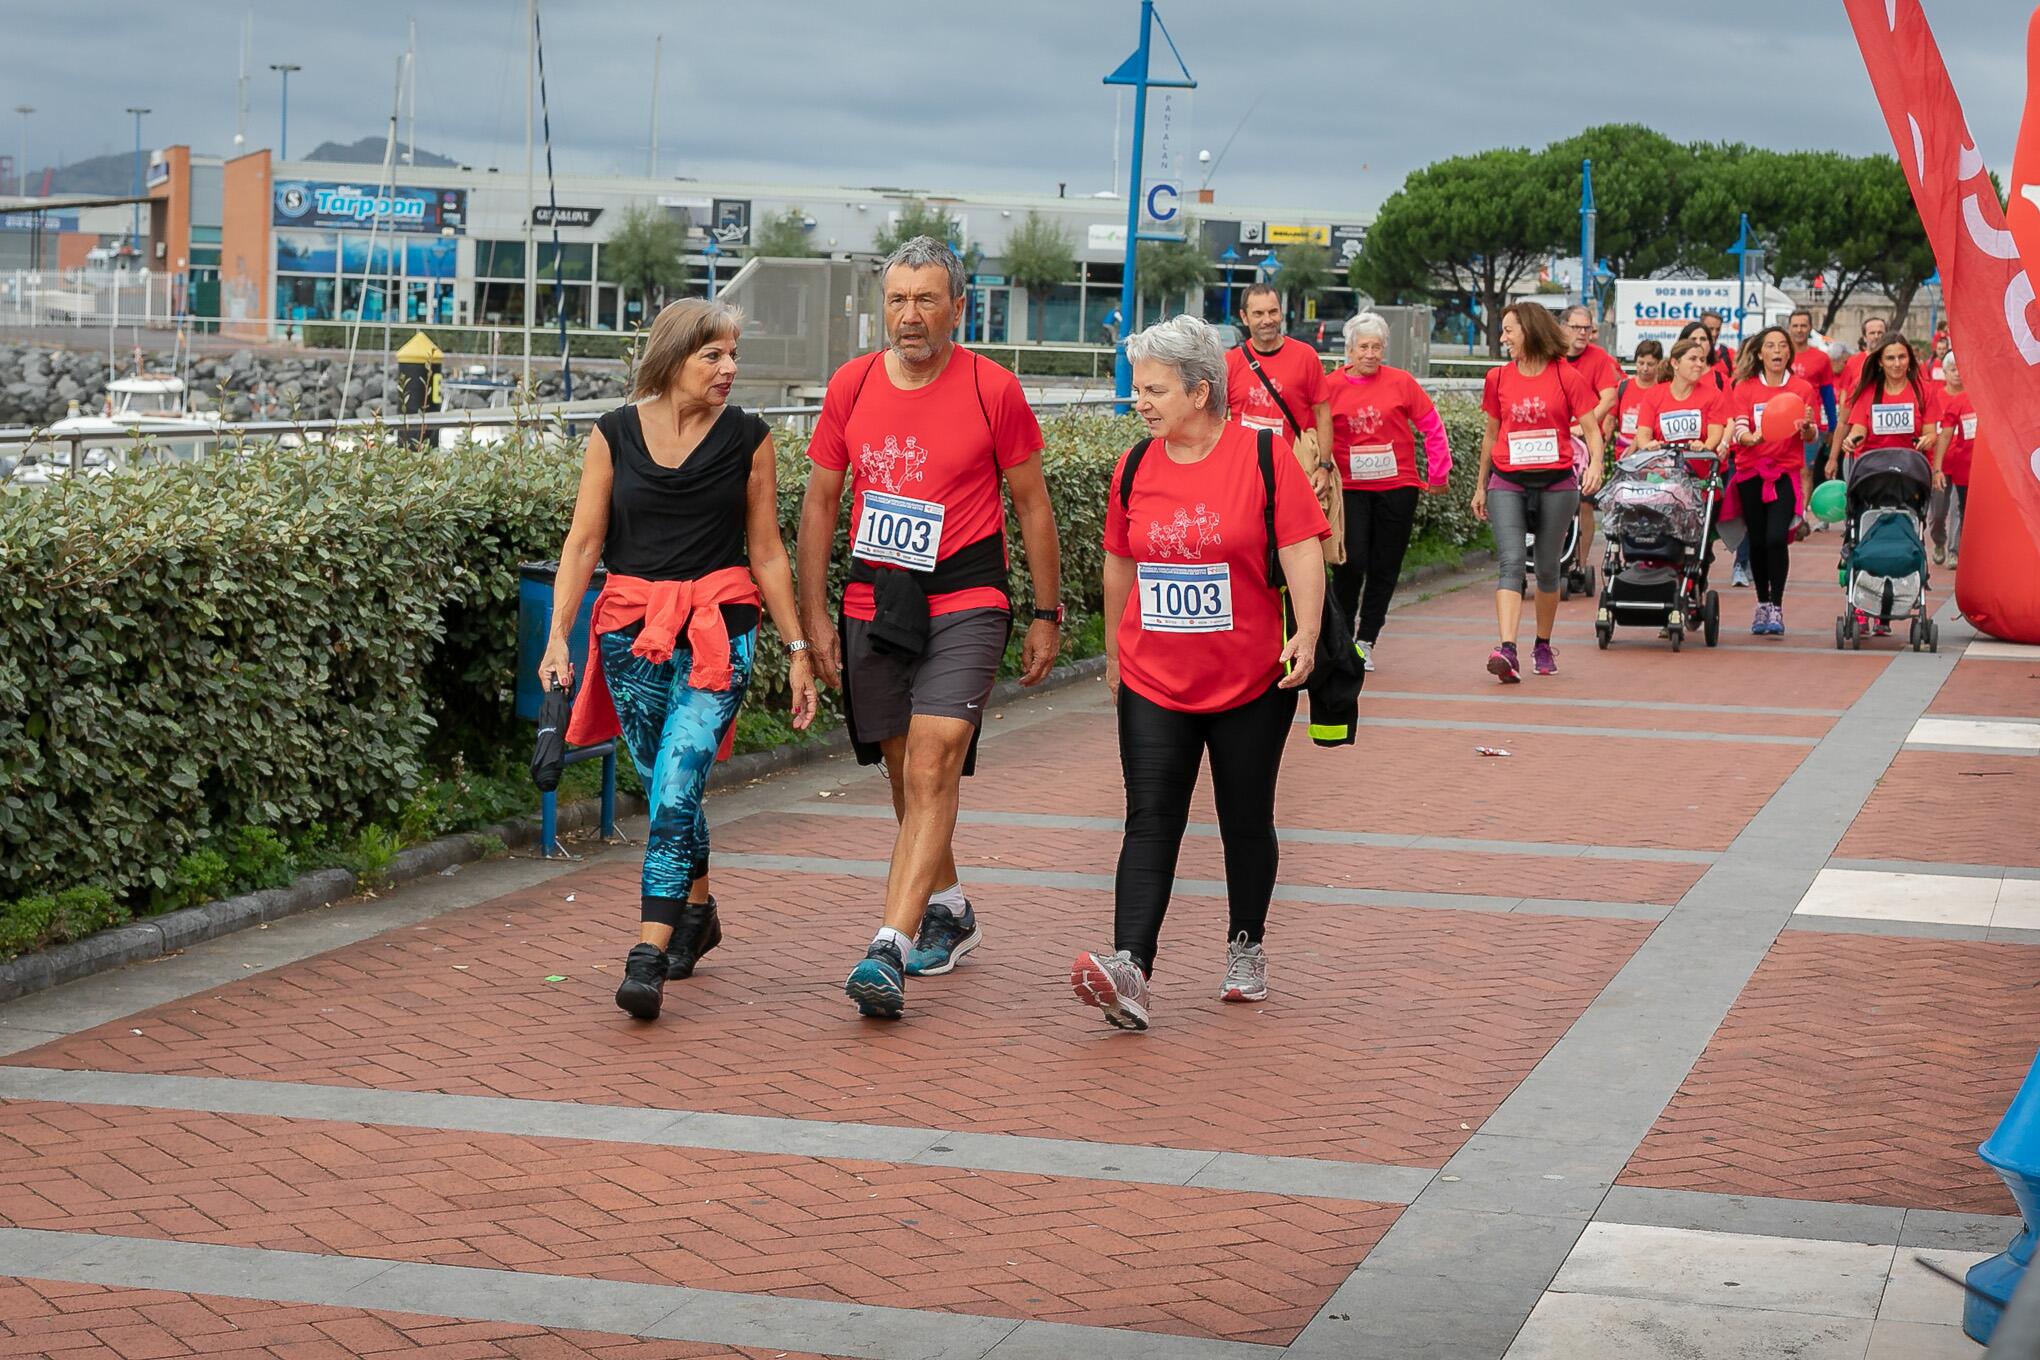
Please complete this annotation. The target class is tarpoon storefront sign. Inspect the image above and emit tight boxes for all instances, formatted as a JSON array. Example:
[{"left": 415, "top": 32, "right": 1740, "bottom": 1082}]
[{"left": 273, "top": 181, "right": 468, "bottom": 234}]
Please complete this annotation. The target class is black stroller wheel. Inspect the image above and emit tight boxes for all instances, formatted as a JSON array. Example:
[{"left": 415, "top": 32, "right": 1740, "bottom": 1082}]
[{"left": 1704, "top": 591, "right": 1720, "bottom": 648}]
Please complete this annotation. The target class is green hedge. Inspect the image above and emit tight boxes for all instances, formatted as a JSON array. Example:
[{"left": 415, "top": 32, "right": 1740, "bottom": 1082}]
[{"left": 0, "top": 394, "right": 1488, "bottom": 917}]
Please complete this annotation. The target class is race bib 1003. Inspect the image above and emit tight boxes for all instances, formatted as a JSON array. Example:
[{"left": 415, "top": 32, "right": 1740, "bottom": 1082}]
[
  {"left": 1507, "top": 428, "right": 1561, "bottom": 466},
  {"left": 853, "top": 490, "right": 945, "bottom": 571},
  {"left": 1137, "top": 562, "right": 1233, "bottom": 633},
  {"left": 1659, "top": 409, "right": 1703, "bottom": 442},
  {"left": 1871, "top": 403, "right": 1916, "bottom": 437},
  {"left": 1348, "top": 445, "right": 1397, "bottom": 481}
]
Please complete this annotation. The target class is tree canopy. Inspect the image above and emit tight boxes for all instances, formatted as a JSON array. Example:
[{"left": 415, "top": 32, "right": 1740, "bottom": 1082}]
[
  {"left": 1001, "top": 212, "right": 1076, "bottom": 299},
  {"left": 750, "top": 207, "right": 816, "bottom": 259},
  {"left": 874, "top": 200, "right": 963, "bottom": 256},
  {"left": 599, "top": 204, "right": 688, "bottom": 319}
]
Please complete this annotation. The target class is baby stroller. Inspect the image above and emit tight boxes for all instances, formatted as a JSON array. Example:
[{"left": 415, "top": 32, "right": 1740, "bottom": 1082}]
[
  {"left": 1834, "top": 445, "right": 1937, "bottom": 652},
  {"left": 1593, "top": 447, "right": 1722, "bottom": 651}
]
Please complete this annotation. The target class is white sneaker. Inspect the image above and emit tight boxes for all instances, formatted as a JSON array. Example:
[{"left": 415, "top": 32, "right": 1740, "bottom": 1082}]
[
  {"left": 1358, "top": 638, "right": 1376, "bottom": 673},
  {"left": 1730, "top": 561, "right": 1751, "bottom": 588},
  {"left": 1220, "top": 932, "right": 1269, "bottom": 1002},
  {"left": 1072, "top": 949, "right": 1150, "bottom": 1031}
]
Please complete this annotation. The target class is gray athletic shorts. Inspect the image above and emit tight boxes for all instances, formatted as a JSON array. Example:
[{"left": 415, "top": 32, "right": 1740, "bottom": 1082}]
[{"left": 843, "top": 607, "right": 1009, "bottom": 744}]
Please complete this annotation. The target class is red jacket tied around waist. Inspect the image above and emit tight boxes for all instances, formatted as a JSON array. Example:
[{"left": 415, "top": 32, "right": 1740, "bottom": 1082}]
[{"left": 565, "top": 566, "right": 762, "bottom": 753}]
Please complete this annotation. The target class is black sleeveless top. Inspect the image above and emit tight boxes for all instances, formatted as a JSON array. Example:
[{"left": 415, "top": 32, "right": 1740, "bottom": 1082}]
[{"left": 598, "top": 403, "right": 769, "bottom": 635}]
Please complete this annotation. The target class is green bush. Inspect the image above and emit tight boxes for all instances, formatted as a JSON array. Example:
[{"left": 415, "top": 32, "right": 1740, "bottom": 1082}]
[
  {"left": 0, "top": 887, "right": 127, "bottom": 962},
  {"left": 150, "top": 848, "right": 231, "bottom": 915},
  {"left": 223, "top": 826, "right": 297, "bottom": 892}
]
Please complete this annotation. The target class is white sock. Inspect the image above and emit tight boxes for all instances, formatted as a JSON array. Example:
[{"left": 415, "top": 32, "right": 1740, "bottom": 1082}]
[
  {"left": 927, "top": 882, "right": 967, "bottom": 911},
  {"left": 873, "top": 926, "right": 911, "bottom": 954}
]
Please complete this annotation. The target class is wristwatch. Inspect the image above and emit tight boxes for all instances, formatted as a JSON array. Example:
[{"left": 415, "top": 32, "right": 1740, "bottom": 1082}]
[
  {"left": 786, "top": 639, "right": 811, "bottom": 654},
  {"left": 1033, "top": 604, "right": 1065, "bottom": 625},
  {"left": 1316, "top": 459, "right": 1336, "bottom": 473}
]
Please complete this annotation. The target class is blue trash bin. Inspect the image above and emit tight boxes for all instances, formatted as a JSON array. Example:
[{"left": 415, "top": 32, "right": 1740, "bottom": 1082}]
[
  {"left": 1967, "top": 1046, "right": 2040, "bottom": 1345},
  {"left": 516, "top": 561, "right": 616, "bottom": 855}
]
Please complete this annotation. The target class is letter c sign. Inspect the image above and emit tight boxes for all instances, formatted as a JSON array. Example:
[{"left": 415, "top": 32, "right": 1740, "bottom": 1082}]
[{"left": 1145, "top": 181, "right": 1180, "bottom": 224}]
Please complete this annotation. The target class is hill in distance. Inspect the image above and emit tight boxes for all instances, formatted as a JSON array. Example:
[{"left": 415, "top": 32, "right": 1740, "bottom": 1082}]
[
  {"left": 303, "top": 137, "right": 458, "bottom": 168},
  {"left": 30, "top": 138, "right": 459, "bottom": 198}
]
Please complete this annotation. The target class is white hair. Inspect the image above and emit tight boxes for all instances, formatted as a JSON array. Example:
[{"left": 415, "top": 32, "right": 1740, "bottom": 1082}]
[
  {"left": 1125, "top": 313, "right": 1227, "bottom": 412},
  {"left": 1342, "top": 311, "right": 1391, "bottom": 351},
  {"left": 880, "top": 234, "right": 966, "bottom": 298}
]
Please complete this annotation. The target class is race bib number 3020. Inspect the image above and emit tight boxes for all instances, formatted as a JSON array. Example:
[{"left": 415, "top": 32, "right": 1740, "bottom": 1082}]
[
  {"left": 853, "top": 490, "right": 945, "bottom": 571},
  {"left": 1137, "top": 562, "right": 1233, "bottom": 633},
  {"left": 1348, "top": 445, "right": 1398, "bottom": 481},
  {"left": 1507, "top": 428, "right": 1561, "bottom": 466}
]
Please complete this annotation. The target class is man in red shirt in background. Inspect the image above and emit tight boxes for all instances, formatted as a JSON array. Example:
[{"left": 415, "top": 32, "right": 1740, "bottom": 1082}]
[
  {"left": 1788, "top": 308, "right": 1838, "bottom": 505},
  {"left": 1839, "top": 314, "right": 1889, "bottom": 396},
  {"left": 1563, "top": 305, "right": 1621, "bottom": 572},
  {"left": 1224, "top": 283, "right": 1336, "bottom": 501}
]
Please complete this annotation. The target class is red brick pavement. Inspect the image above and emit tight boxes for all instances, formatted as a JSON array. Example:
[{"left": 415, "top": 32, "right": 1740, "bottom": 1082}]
[
  {"left": 1619, "top": 931, "right": 2040, "bottom": 1213},
  {"left": 0, "top": 1277, "right": 833, "bottom": 1359},
  {"left": 1836, "top": 750, "right": 2040, "bottom": 868},
  {"left": 843, "top": 712, "right": 1804, "bottom": 852},
  {"left": 0, "top": 1104, "right": 1398, "bottom": 1346},
  {"left": 1359, "top": 696, "right": 1836, "bottom": 738},
  {"left": 715, "top": 812, "right": 1704, "bottom": 906},
  {"left": 13, "top": 877, "right": 1650, "bottom": 1169},
  {"left": 1928, "top": 656, "right": 2040, "bottom": 718}
]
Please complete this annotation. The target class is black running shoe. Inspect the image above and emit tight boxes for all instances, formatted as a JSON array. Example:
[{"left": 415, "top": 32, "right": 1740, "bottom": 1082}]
[
  {"left": 615, "top": 943, "right": 667, "bottom": 1020},
  {"left": 666, "top": 896, "right": 723, "bottom": 980},
  {"left": 906, "top": 900, "right": 981, "bottom": 976}
]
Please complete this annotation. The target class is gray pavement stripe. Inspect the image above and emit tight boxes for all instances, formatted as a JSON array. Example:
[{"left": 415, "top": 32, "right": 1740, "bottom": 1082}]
[
  {"left": 0, "top": 1227, "right": 1279, "bottom": 1360},
  {"left": 1594, "top": 1185, "right": 2021, "bottom": 1253},
  {"left": 1785, "top": 916, "right": 2040, "bottom": 946},
  {"left": 791, "top": 801, "right": 1723, "bottom": 865},
  {"left": 1359, "top": 689, "right": 1845, "bottom": 718},
  {"left": 0, "top": 1066, "right": 1434, "bottom": 1206},
  {"left": 1827, "top": 858, "right": 2040, "bottom": 882},
  {"left": 1297, "top": 714, "right": 1820, "bottom": 746},
  {"left": 1285, "top": 602, "right": 1960, "bottom": 1359},
  {"left": 710, "top": 852, "right": 1666, "bottom": 920}
]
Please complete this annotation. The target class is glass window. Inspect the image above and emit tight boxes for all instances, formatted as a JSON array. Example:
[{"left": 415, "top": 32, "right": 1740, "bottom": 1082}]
[
  {"left": 1029, "top": 283, "right": 1082, "bottom": 343},
  {"left": 340, "top": 235, "right": 394, "bottom": 275},
  {"left": 474, "top": 239, "right": 523, "bottom": 278},
  {"left": 188, "top": 246, "right": 221, "bottom": 267},
  {"left": 404, "top": 238, "right": 459, "bottom": 279},
  {"left": 533, "top": 283, "right": 588, "bottom": 327},
  {"left": 276, "top": 276, "right": 336, "bottom": 321},
  {"left": 340, "top": 278, "right": 398, "bottom": 322},
  {"left": 477, "top": 281, "right": 524, "bottom": 324},
  {"left": 276, "top": 232, "right": 337, "bottom": 274},
  {"left": 535, "top": 241, "right": 593, "bottom": 282},
  {"left": 190, "top": 226, "right": 222, "bottom": 245}
]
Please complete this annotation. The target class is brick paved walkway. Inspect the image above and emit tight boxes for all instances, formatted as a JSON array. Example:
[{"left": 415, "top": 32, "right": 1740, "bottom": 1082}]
[{"left": 3, "top": 539, "right": 2035, "bottom": 1359}]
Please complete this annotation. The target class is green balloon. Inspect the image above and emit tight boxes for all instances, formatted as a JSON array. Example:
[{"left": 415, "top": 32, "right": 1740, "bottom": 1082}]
[{"left": 1809, "top": 480, "right": 1848, "bottom": 523}]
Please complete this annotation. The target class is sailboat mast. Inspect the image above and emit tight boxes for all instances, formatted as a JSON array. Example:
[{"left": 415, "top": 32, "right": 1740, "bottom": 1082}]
[
  {"left": 647, "top": 36, "right": 661, "bottom": 179},
  {"left": 405, "top": 17, "right": 418, "bottom": 166},
  {"left": 522, "top": 0, "right": 535, "bottom": 386}
]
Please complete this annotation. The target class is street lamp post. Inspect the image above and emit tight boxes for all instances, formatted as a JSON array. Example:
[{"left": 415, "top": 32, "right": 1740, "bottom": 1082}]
[
  {"left": 703, "top": 234, "right": 721, "bottom": 301},
  {"left": 125, "top": 107, "right": 150, "bottom": 256},
  {"left": 269, "top": 64, "right": 301, "bottom": 160},
  {"left": 1219, "top": 243, "right": 1239, "bottom": 325},
  {"left": 12, "top": 105, "right": 30, "bottom": 198}
]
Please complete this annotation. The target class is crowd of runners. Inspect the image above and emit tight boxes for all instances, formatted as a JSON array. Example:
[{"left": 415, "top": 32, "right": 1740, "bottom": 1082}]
[{"left": 535, "top": 235, "right": 1978, "bottom": 1030}]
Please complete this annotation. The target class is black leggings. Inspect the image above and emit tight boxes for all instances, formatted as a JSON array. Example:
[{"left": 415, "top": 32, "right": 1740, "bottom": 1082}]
[
  {"left": 1736, "top": 477, "right": 1794, "bottom": 606},
  {"left": 1114, "top": 682, "right": 1298, "bottom": 976},
  {"left": 1330, "top": 486, "right": 1421, "bottom": 644}
]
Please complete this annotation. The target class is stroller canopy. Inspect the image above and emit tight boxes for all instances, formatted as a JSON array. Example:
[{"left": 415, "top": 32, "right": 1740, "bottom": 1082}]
[{"left": 1849, "top": 445, "right": 1933, "bottom": 490}]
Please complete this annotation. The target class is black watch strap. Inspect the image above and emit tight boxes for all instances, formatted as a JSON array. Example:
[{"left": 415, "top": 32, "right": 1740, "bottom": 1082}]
[{"left": 1033, "top": 604, "right": 1064, "bottom": 624}]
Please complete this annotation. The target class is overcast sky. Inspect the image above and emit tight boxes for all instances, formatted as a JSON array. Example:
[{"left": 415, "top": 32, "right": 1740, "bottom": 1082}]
[{"left": 12, "top": 0, "right": 2030, "bottom": 212}]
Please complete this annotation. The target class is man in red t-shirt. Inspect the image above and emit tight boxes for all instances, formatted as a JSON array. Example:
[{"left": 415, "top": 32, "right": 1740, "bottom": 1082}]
[
  {"left": 1562, "top": 305, "right": 1621, "bottom": 563},
  {"left": 798, "top": 236, "right": 1063, "bottom": 1017},
  {"left": 1838, "top": 314, "right": 1889, "bottom": 398},
  {"left": 1787, "top": 307, "right": 1838, "bottom": 488},
  {"left": 1224, "top": 283, "right": 1335, "bottom": 498}
]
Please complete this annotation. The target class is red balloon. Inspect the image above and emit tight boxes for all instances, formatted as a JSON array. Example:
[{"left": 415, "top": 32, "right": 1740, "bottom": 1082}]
[{"left": 1760, "top": 391, "right": 1808, "bottom": 442}]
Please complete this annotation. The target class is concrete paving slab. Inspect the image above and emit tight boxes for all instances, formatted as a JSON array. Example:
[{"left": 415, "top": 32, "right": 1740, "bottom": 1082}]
[
  {"left": 1549, "top": 1222, "right": 1892, "bottom": 1318},
  {"left": 1505, "top": 1292, "right": 1873, "bottom": 1360}
]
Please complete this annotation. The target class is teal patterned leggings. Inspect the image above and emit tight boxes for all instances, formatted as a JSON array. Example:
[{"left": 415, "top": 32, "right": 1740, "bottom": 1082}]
[{"left": 598, "top": 627, "right": 754, "bottom": 918}]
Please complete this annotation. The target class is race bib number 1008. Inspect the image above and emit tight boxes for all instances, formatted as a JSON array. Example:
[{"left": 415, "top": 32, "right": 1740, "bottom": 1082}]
[
  {"left": 1137, "top": 562, "right": 1233, "bottom": 633},
  {"left": 1871, "top": 403, "right": 1916, "bottom": 437},
  {"left": 853, "top": 490, "right": 945, "bottom": 571}
]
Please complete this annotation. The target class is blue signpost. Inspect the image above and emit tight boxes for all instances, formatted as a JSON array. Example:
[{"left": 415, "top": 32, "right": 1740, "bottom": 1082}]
[
  {"left": 704, "top": 234, "right": 721, "bottom": 301},
  {"left": 1104, "top": 0, "right": 1196, "bottom": 408},
  {"left": 1579, "top": 157, "right": 1596, "bottom": 311},
  {"left": 1219, "top": 243, "right": 1239, "bottom": 325}
]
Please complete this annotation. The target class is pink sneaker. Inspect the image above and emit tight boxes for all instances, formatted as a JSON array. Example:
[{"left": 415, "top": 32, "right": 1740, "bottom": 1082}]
[
  {"left": 1486, "top": 642, "right": 1521, "bottom": 684},
  {"left": 1533, "top": 641, "right": 1558, "bottom": 676}
]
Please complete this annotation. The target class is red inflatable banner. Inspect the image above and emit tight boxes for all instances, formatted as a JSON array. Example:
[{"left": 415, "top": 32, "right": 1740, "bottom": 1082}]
[{"left": 1844, "top": 1, "right": 2040, "bottom": 643}]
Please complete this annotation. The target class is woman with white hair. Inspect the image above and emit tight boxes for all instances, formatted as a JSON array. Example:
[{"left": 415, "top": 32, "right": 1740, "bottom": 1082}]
[
  {"left": 1324, "top": 311, "right": 1453, "bottom": 671},
  {"left": 1071, "top": 314, "right": 1330, "bottom": 1031}
]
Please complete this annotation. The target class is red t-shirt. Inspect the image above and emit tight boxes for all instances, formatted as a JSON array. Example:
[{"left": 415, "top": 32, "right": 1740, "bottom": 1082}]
[
  {"left": 1939, "top": 390, "right": 1976, "bottom": 485},
  {"left": 1634, "top": 381, "right": 1726, "bottom": 448},
  {"left": 1790, "top": 346, "right": 1837, "bottom": 429},
  {"left": 1104, "top": 424, "right": 1331, "bottom": 714},
  {"left": 1565, "top": 344, "right": 1623, "bottom": 411},
  {"left": 1840, "top": 351, "right": 1871, "bottom": 397},
  {"left": 1481, "top": 361, "right": 1599, "bottom": 475},
  {"left": 1611, "top": 378, "right": 1660, "bottom": 450},
  {"left": 1730, "top": 374, "right": 1819, "bottom": 466},
  {"left": 1326, "top": 365, "right": 1436, "bottom": 491},
  {"left": 1847, "top": 381, "right": 1942, "bottom": 449},
  {"left": 809, "top": 347, "right": 1044, "bottom": 621},
  {"left": 1225, "top": 338, "right": 1329, "bottom": 439}
]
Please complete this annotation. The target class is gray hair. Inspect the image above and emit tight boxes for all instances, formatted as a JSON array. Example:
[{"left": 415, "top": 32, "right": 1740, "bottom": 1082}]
[
  {"left": 1562, "top": 304, "right": 1593, "bottom": 325},
  {"left": 880, "top": 234, "right": 966, "bottom": 299},
  {"left": 1342, "top": 311, "right": 1391, "bottom": 350},
  {"left": 1125, "top": 313, "right": 1227, "bottom": 412}
]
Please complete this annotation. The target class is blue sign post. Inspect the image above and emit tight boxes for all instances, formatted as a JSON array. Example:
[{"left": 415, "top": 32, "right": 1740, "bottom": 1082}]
[
  {"left": 1578, "top": 157, "right": 1596, "bottom": 311},
  {"left": 704, "top": 234, "right": 721, "bottom": 301},
  {"left": 1726, "top": 213, "right": 1763, "bottom": 342},
  {"left": 1219, "top": 243, "right": 1239, "bottom": 325},
  {"left": 1104, "top": 0, "right": 1196, "bottom": 409}
]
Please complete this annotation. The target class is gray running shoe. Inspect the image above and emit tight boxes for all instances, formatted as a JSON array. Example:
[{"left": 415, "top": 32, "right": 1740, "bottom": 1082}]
[
  {"left": 1220, "top": 932, "right": 1269, "bottom": 1002},
  {"left": 1071, "top": 949, "right": 1150, "bottom": 1031}
]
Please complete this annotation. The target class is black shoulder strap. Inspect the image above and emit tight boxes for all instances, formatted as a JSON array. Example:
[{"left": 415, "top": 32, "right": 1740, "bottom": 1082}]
[
  {"left": 1616, "top": 377, "right": 1630, "bottom": 405},
  {"left": 1240, "top": 343, "right": 1304, "bottom": 437},
  {"left": 1118, "top": 437, "right": 1156, "bottom": 511},
  {"left": 1258, "top": 427, "right": 1282, "bottom": 589}
]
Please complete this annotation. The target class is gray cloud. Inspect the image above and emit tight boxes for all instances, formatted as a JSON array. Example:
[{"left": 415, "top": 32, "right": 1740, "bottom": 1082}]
[{"left": 15, "top": 0, "right": 2029, "bottom": 210}]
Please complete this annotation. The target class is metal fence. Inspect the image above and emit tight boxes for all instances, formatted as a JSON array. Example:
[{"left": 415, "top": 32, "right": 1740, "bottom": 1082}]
[{"left": 0, "top": 269, "right": 179, "bottom": 329}]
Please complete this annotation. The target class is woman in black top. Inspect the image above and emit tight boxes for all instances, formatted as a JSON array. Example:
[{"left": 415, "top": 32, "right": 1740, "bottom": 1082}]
[{"left": 539, "top": 298, "right": 814, "bottom": 1021}]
